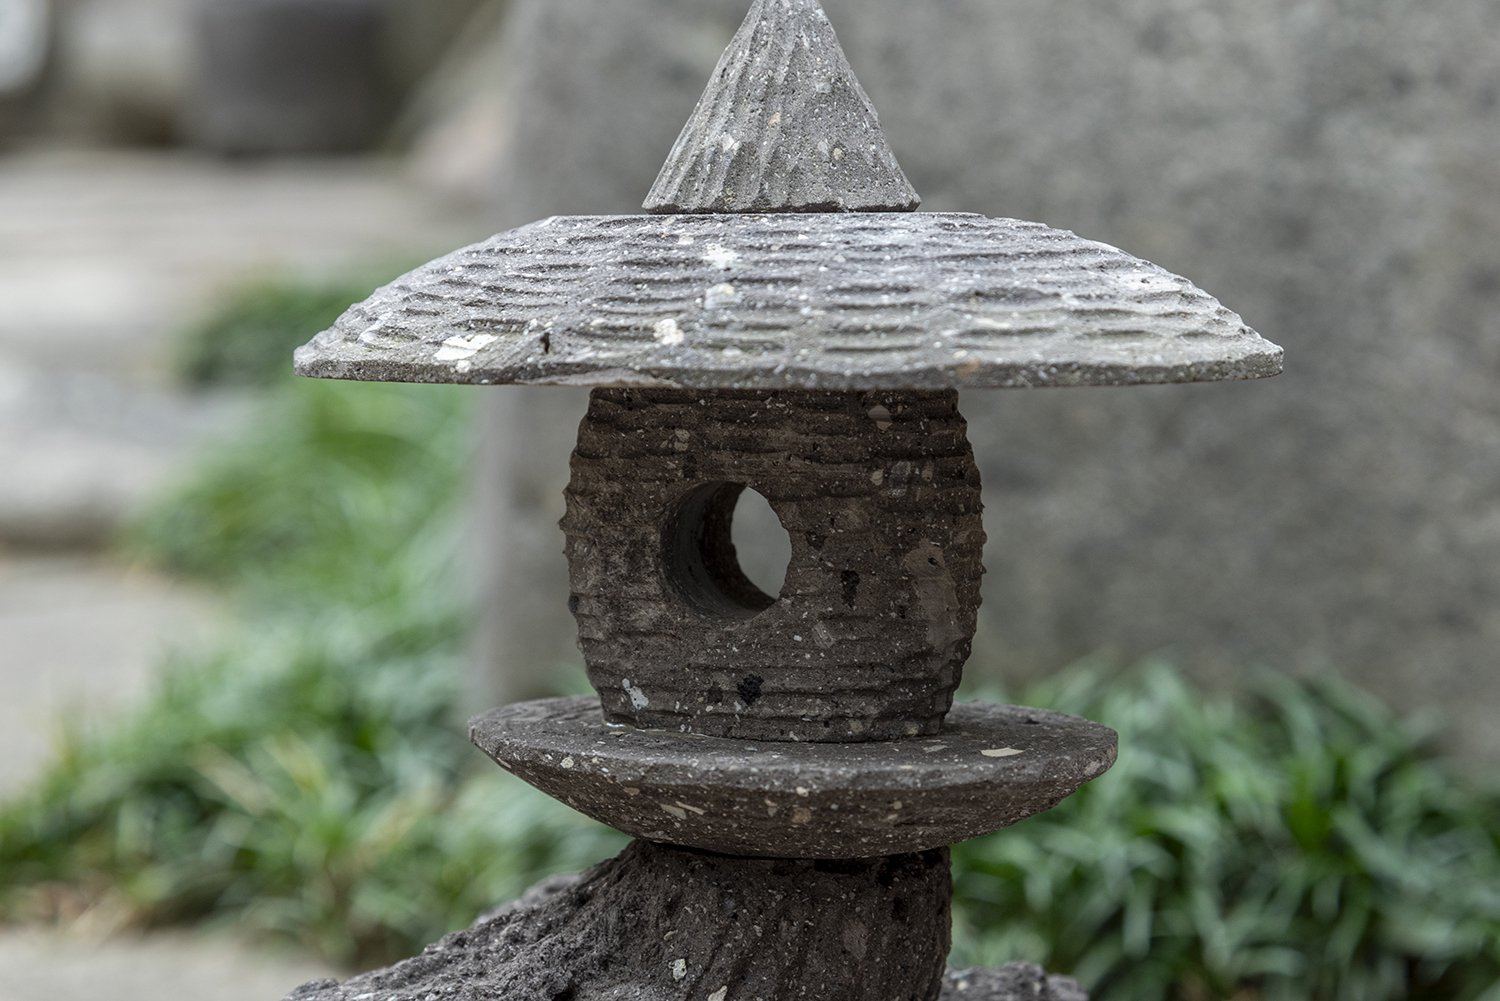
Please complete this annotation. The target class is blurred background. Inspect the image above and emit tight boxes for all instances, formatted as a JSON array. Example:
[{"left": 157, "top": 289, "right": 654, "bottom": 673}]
[{"left": 0, "top": 1, "right": 1497, "bottom": 999}]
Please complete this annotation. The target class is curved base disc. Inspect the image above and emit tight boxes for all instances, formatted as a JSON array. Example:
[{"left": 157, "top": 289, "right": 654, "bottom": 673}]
[{"left": 470, "top": 696, "right": 1116, "bottom": 858}]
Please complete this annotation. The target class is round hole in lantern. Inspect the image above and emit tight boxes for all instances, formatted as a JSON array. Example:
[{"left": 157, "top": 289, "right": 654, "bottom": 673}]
[{"left": 663, "top": 482, "right": 789, "bottom": 619}]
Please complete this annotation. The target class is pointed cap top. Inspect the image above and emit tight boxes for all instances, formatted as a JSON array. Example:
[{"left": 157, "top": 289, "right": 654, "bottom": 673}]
[{"left": 644, "top": 0, "right": 920, "bottom": 214}]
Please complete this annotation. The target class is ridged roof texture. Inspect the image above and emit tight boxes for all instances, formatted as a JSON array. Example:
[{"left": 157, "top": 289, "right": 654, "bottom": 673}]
[
  {"left": 644, "top": 0, "right": 920, "bottom": 214},
  {"left": 294, "top": 213, "right": 1281, "bottom": 388},
  {"left": 294, "top": 0, "right": 1282, "bottom": 389}
]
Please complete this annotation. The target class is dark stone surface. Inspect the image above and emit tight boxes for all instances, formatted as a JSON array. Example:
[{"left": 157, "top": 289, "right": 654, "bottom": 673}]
[
  {"left": 294, "top": 212, "right": 1279, "bottom": 390},
  {"left": 471, "top": 697, "right": 1117, "bottom": 858},
  {"left": 284, "top": 839, "right": 954, "bottom": 1001},
  {"left": 187, "top": 0, "right": 393, "bottom": 155},
  {"left": 564, "top": 389, "right": 983, "bottom": 742},
  {"left": 465, "top": 0, "right": 1500, "bottom": 766},
  {"left": 644, "top": 0, "right": 920, "bottom": 214}
]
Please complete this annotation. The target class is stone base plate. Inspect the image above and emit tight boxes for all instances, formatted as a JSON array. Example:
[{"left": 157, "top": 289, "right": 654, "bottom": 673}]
[{"left": 470, "top": 697, "right": 1116, "bottom": 858}]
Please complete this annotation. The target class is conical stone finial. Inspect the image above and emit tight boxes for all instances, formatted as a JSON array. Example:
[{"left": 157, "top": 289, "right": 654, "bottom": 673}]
[{"left": 644, "top": 0, "right": 920, "bottom": 214}]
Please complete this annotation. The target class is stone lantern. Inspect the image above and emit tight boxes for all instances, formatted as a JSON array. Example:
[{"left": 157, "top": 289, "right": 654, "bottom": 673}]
[{"left": 288, "top": 1, "right": 1282, "bottom": 998}]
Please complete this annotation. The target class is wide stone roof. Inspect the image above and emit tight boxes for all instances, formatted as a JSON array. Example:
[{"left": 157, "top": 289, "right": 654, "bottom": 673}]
[
  {"left": 295, "top": 0, "right": 1281, "bottom": 389},
  {"left": 295, "top": 212, "right": 1280, "bottom": 389}
]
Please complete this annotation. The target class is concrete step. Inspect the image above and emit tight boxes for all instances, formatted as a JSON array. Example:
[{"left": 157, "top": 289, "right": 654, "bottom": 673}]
[{"left": 0, "top": 928, "right": 340, "bottom": 1001}]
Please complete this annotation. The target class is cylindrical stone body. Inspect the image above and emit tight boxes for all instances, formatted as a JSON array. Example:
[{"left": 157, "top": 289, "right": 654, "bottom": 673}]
[{"left": 563, "top": 388, "right": 985, "bottom": 742}]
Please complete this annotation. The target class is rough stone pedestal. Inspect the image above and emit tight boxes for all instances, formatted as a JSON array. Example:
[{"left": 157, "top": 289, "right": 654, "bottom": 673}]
[
  {"left": 284, "top": 840, "right": 1086, "bottom": 1001},
  {"left": 288, "top": 840, "right": 951, "bottom": 1001}
]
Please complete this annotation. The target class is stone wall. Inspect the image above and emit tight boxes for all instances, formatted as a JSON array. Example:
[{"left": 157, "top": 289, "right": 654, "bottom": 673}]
[{"left": 472, "top": 0, "right": 1500, "bottom": 764}]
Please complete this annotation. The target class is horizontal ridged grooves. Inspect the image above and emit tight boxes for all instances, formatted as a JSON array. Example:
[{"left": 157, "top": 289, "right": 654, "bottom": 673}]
[
  {"left": 563, "top": 389, "right": 983, "bottom": 742},
  {"left": 643, "top": 0, "right": 920, "bottom": 213},
  {"left": 294, "top": 212, "right": 1283, "bottom": 390}
]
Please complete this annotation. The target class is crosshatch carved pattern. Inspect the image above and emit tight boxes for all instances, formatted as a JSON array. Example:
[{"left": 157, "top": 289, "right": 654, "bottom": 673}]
[{"left": 296, "top": 213, "right": 1280, "bottom": 390}]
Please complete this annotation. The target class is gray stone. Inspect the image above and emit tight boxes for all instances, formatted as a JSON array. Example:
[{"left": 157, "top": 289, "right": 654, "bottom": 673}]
[
  {"left": 470, "top": 697, "right": 1116, "bottom": 859},
  {"left": 564, "top": 389, "right": 983, "bottom": 742},
  {"left": 284, "top": 839, "right": 954, "bottom": 1001},
  {"left": 295, "top": 213, "right": 1279, "bottom": 390},
  {"left": 645, "top": 0, "right": 919, "bottom": 215},
  {"left": 470, "top": 0, "right": 1500, "bottom": 767},
  {"left": 943, "top": 966, "right": 1089, "bottom": 1001}
]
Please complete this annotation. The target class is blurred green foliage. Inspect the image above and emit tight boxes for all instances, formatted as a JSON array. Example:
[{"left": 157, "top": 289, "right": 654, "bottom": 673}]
[
  {"left": 2, "top": 281, "right": 1498, "bottom": 999},
  {"left": 175, "top": 274, "right": 400, "bottom": 388},
  {"left": 951, "top": 669, "right": 1500, "bottom": 1001}
]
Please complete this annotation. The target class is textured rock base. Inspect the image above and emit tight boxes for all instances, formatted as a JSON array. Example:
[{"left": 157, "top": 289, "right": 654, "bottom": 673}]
[{"left": 287, "top": 840, "right": 955, "bottom": 1001}]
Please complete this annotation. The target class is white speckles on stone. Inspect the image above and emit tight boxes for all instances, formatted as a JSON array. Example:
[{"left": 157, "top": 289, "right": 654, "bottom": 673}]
[
  {"left": 708, "top": 988, "right": 728, "bottom": 1001},
  {"left": 623, "top": 678, "right": 650, "bottom": 710},
  {"left": 703, "top": 244, "right": 739, "bottom": 270},
  {"left": 704, "top": 282, "right": 738, "bottom": 310},
  {"left": 434, "top": 333, "right": 498, "bottom": 362},
  {"left": 560, "top": 756, "right": 576, "bottom": 769},
  {"left": 303, "top": 213, "right": 1279, "bottom": 390},
  {"left": 672, "top": 958, "right": 688, "bottom": 981},
  {"left": 653, "top": 317, "right": 686, "bottom": 346},
  {"left": 472, "top": 699, "right": 1117, "bottom": 858}
]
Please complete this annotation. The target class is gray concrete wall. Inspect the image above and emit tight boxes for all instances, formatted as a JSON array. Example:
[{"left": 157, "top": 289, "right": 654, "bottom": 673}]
[{"left": 471, "top": 0, "right": 1500, "bottom": 764}]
